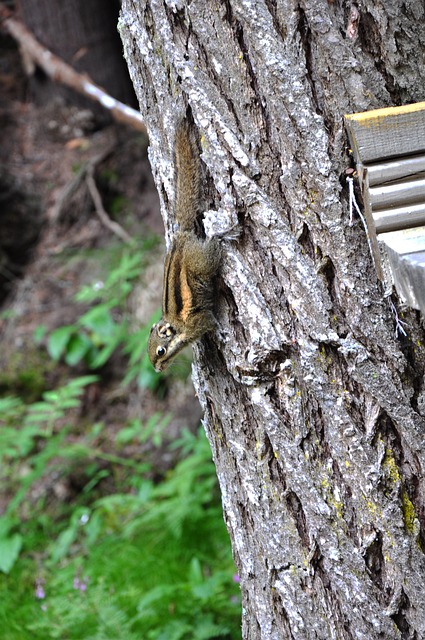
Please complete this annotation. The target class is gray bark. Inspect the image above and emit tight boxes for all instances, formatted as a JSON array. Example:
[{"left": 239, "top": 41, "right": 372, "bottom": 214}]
[{"left": 119, "top": 1, "right": 425, "bottom": 638}]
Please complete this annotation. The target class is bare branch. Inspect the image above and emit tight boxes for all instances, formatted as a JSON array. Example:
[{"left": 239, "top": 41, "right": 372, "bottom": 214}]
[
  {"left": 86, "top": 166, "right": 134, "bottom": 245},
  {"left": 50, "top": 144, "right": 134, "bottom": 245},
  {"left": 0, "top": 3, "right": 146, "bottom": 134}
]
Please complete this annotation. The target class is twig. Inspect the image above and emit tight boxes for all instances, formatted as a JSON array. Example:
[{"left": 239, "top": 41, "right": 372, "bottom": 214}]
[
  {"left": 347, "top": 176, "right": 362, "bottom": 227},
  {"left": 50, "top": 165, "right": 87, "bottom": 223},
  {"left": 50, "top": 145, "right": 113, "bottom": 223},
  {"left": 86, "top": 165, "right": 133, "bottom": 244},
  {"left": 0, "top": 3, "right": 146, "bottom": 134},
  {"left": 51, "top": 145, "right": 134, "bottom": 245}
]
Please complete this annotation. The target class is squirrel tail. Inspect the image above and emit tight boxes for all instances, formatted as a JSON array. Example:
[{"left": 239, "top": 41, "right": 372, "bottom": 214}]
[{"left": 174, "top": 119, "right": 200, "bottom": 232}]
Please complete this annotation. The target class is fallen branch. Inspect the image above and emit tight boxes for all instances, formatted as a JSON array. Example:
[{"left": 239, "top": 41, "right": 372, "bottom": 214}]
[
  {"left": 50, "top": 144, "right": 134, "bottom": 245},
  {"left": 50, "top": 145, "right": 114, "bottom": 223},
  {"left": 86, "top": 165, "right": 134, "bottom": 245},
  {"left": 0, "top": 3, "right": 146, "bottom": 134}
]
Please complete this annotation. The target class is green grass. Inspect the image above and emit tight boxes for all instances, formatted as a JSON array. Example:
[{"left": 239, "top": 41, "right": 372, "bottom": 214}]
[
  {"left": 0, "top": 238, "right": 241, "bottom": 639},
  {"left": 0, "top": 429, "right": 241, "bottom": 640}
]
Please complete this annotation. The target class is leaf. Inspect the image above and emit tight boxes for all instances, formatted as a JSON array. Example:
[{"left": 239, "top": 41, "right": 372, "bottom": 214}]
[
  {"left": 64, "top": 332, "right": 92, "bottom": 366},
  {"left": 0, "top": 396, "right": 25, "bottom": 425},
  {"left": 0, "top": 516, "right": 14, "bottom": 538},
  {"left": 47, "top": 325, "right": 75, "bottom": 360},
  {"left": 192, "top": 616, "right": 230, "bottom": 639},
  {"left": 136, "top": 358, "right": 161, "bottom": 390},
  {"left": 67, "top": 375, "right": 99, "bottom": 390},
  {"left": 33, "top": 323, "right": 47, "bottom": 345},
  {"left": 58, "top": 443, "right": 93, "bottom": 459},
  {"left": 79, "top": 305, "right": 116, "bottom": 339},
  {"left": 115, "top": 420, "right": 142, "bottom": 444},
  {"left": 49, "top": 525, "right": 78, "bottom": 564},
  {"left": 137, "top": 585, "right": 178, "bottom": 617},
  {"left": 84, "top": 510, "right": 103, "bottom": 547},
  {"left": 88, "top": 332, "right": 122, "bottom": 368},
  {"left": 23, "top": 376, "right": 98, "bottom": 427},
  {"left": 188, "top": 556, "right": 203, "bottom": 586},
  {"left": 0, "top": 533, "right": 23, "bottom": 573},
  {"left": 156, "top": 620, "right": 192, "bottom": 640}
]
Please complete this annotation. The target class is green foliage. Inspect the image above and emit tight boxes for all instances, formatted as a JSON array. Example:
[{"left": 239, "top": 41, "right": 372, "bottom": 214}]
[
  {"left": 0, "top": 375, "right": 99, "bottom": 578},
  {"left": 0, "top": 349, "right": 51, "bottom": 402},
  {"left": 0, "top": 531, "right": 23, "bottom": 574},
  {"left": 0, "top": 376, "right": 98, "bottom": 457},
  {"left": 0, "top": 238, "right": 241, "bottom": 638},
  {"left": 115, "top": 413, "right": 171, "bottom": 448},
  {"left": 46, "top": 240, "right": 167, "bottom": 391},
  {"left": 0, "top": 428, "right": 240, "bottom": 639}
]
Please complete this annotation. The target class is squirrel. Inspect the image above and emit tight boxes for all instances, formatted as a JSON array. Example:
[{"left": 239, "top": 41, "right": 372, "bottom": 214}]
[{"left": 148, "top": 119, "right": 222, "bottom": 371}]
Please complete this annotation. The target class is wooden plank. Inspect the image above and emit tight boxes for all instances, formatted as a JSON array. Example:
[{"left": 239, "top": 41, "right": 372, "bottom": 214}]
[
  {"left": 403, "top": 252, "right": 425, "bottom": 316},
  {"left": 378, "top": 227, "right": 425, "bottom": 312},
  {"left": 345, "top": 102, "right": 425, "bottom": 163},
  {"left": 369, "top": 176, "right": 425, "bottom": 210},
  {"left": 345, "top": 103, "right": 425, "bottom": 312},
  {"left": 379, "top": 226, "right": 425, "bottom": 254},
  {"left": 365, "top": 154, "right": 425, "bottom": 187},
  {"left": 372, "top": 203, "right": 425, "bottom": 233}
]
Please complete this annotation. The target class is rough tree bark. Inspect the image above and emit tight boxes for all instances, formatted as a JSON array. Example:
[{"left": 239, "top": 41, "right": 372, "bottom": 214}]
[{"left": 119, "top": 2, "right": 425, "bottom": 638}]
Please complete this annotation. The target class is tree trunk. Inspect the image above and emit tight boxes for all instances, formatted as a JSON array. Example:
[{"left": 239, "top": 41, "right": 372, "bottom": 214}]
[{"left": 119, "top": 1, "right": 425, "bottom": 638}]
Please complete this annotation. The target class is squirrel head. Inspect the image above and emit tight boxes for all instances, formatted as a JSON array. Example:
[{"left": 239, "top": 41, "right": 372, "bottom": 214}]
[{"left": 148, "top": 320, "right": 188, "bottom": 371}]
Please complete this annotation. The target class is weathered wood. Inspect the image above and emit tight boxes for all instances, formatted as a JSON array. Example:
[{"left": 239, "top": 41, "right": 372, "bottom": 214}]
[
  {"left": 345, "top": 103, "right": 425, "bottom": 312},
  {"left": 120, "top": 1, "right": 425, "bottom": 638},
  {"left": 366, "top": 154, "right": 425, "bottom": 187},
  {"left": 0, "top": 3, "right": 146, "bottom": 132},
  {"left": 15, "top": 0, "right": 136, "bottom": 107},
  {"left": 369, "top": 177, "right": 425, "bottom": 211},
  {"left": 379, "top": 228, "right": 425, "bottom": 310},
  {"left": 372, "top": 202, "right": 425, "bottom": 234},
  {"left": 345, "top": 102, "right": 425, "bottom": 163}
]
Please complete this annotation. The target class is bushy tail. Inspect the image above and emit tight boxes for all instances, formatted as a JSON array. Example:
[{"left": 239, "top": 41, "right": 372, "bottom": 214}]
[{"left": 174, "top": 120, "right": 200, "bottom": 232}]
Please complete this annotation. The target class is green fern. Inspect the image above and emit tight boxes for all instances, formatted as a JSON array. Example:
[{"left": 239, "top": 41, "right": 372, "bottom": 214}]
[{"left": 0, "top": 237, "right": 241, "bottom": 638}]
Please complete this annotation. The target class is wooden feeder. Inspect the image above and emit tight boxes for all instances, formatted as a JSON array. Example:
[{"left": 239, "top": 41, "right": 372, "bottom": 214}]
[{"left": 344, "top": 102, "right": 425, "bottom": 314}]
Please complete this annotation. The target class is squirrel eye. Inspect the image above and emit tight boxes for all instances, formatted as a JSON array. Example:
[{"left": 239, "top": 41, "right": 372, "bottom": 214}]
[{"left": 156, "top": 346, "right": 166, "bottom": 357}]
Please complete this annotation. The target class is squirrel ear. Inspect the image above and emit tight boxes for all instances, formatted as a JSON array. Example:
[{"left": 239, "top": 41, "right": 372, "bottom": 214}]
[{"left": 157, "top": 322, "right": 175, "bottom": 338}]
